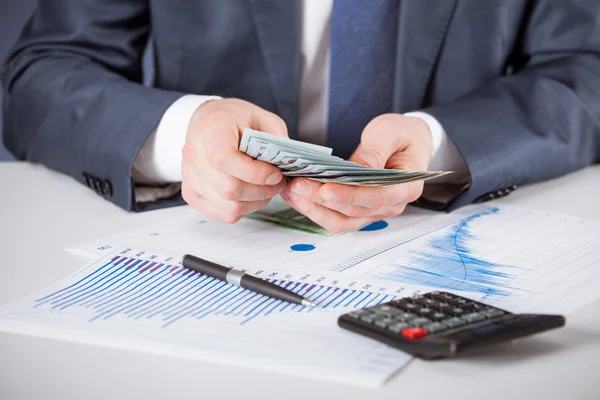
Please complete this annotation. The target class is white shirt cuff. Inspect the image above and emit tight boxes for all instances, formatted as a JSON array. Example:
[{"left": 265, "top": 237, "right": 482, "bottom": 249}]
[
  {"left": 404, "top": 111, "right": 469, "bottom": 184},
  {"left": 132, "top": 94, "right": 222, "bottom": 184}
]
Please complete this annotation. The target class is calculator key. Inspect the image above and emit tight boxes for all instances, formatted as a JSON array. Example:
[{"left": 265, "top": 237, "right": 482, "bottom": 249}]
[
  {"left": 374, "top": 317, "right": 394, "bottom": 328},
  {"left": 418, "top": 307, "right": 434, "bottom": 317},
  {"left": 452, "top": 298, "right": 469, "bottom": 306},
  {"left": 411, "top": 317, "right": 432, "bottom": 326},
  {"left": 392, "top": 312, "right": 417, "bottom": 321},
  {"left": 359, "top": 314, "right": 377, "bottom": 324},
  {"left": 452, "top": 307, "right": 466, "bottom": 315},
  {"left": 416, "top": 297, "right": 438, "bottom": 306},
  {"left": 348, "top": 309, "right": 371, "bottom": 319},
  {"left": 403, "top": 303, "right": 419, "bottom": 311},
  {"left": 372, "top": 308, "right": 395, "bottom": 318},
  {"left": 482, "top": 308, "right": 506, "bottom": 318},
  {"left": 422, "top": 322, "right": 447, "bottom": 334},
  {"left": 387, "top": 322, "right": 409, "bottom": 333},
  {"left": 432, "top": 312, "right": 446, "bottom": 320},
  {"left": 437, "top": 302, "right": 451, "bottom": 310},
  {"left": 390, "top": 300, "right": 409, "bottom": 308},
  {"left": 377, "top": 305, "right": 394, "bottom": 313},
  {"left": 469, "top": 302, "right": 487, "bottom": 310},
  {"left": 443, "top": 317, "right": 466, "bottom": 328},
  {"left": 382, "top": 308, "right": 405, "bottom": 317},
  {"left": 401, "top": 327, "right": 428, "bottom": 340},
  {"left": 462, "top": 312, "right": 486, "bottom": 323}
]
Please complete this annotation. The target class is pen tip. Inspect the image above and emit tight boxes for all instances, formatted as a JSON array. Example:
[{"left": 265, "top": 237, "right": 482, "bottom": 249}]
[{"left": 302, "top": 300, "right": 318, "bottom": 308}]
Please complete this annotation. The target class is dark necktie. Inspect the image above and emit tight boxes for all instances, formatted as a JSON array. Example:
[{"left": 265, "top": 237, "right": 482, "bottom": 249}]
[{"left": 327, "top": 0, "right": 400, "bottom": 159}]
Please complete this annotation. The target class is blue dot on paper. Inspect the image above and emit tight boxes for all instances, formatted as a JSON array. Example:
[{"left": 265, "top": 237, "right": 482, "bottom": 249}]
[
  {"left": 359, "top": 220, "right": 389, "bottom": 232},
  {"left": 290, "top": 244, "right": 316, "bottom": 252}
]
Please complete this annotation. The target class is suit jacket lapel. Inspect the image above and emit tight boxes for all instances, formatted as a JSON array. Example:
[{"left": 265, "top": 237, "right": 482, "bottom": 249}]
[
  {"left": 248, "top": 0, "right": 301, "bottom": 138},
  {"left": 393, "top": 0, "right": 458, "bottom": 112}
]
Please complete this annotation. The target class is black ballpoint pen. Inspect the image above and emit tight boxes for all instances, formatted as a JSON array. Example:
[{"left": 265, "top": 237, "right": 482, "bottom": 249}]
[{"left": 181, "top": 254, "right": 318, "bottom": 307}]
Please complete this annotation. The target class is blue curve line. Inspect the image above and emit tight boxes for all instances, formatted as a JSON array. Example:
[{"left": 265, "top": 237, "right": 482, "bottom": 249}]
[{"left": 378, "top": 208, "right": 522, "bottom": 297}]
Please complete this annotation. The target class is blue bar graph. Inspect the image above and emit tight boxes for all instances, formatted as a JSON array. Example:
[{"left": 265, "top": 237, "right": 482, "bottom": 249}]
[{"left": 34, "top": 256, "right": 395, "bottom": 327}]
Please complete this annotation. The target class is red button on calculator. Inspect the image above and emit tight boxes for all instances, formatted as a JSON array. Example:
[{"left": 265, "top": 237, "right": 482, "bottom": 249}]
[{"left": 401, "top": 327, "right": 428, "bottom": 340}]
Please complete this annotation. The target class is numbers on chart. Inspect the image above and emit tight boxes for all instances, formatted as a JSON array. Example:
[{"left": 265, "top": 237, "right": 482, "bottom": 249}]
[
  {"left": 149, "top": 255, "right": 158, "bottom": 260},
  {"left": 362, "top": 284, "right": 372, "bottom": 290},
  {"left": 120, "top": 248, "right": 131, "bottom": 255},
  {"left": 316, "top": 276, "right": 326, "bottom": 283},
  {"left": 300, "top": 274, "right": 311, "bottom": 280},
  {"left": 149, "top": 232, "right": 160, "bottom": 237},
  {"left": 254, "top": 270, "right": 264, "bottom": 276},
  {"left": 164, "top": 256, "right": 174, "bottom": 263},
  {"left": 268, "top": 272, "right": 279, "bottom": 277},
  {"left": 97, "top": 245, "right": 112, "bottom": 251},
  {"left": 135, "top": 251, "right": 145, "bottom": 257}
]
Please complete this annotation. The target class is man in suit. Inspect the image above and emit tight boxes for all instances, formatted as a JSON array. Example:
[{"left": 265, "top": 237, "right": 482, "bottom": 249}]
[{"left": 2, "top": 0, "right": 600, "bottom": 233}]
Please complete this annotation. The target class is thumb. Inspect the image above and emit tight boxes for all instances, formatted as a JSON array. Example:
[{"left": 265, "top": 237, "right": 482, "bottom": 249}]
[
  {"left": 348, "top": 117, "right": 406, "bottom": 168},
  {"left": 250, "top": 107, "right": 289, "bottom": 139}
]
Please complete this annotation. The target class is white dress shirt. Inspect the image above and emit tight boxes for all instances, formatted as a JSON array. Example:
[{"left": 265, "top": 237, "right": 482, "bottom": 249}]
[{"left": 132, "top": 0, "right": 467, "bottom": 190}]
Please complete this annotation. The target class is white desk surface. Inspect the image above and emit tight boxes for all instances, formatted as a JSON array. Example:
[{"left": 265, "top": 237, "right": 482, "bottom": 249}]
[{"left": 1, "top": 162, "right": 599, "bottom": 400}]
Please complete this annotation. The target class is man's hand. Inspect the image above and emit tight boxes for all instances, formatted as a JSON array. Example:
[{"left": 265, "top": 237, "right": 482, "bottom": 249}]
[
  {"left": 281, "top": 114, "right": 433, "bottom": 233},
  {"left": 181, "top": 98, "right": 288, "bottom": 223}
]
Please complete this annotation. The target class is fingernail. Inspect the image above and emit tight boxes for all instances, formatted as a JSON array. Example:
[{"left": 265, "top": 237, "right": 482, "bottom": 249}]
[
  {"left": 320, "top": 189, "right": 338, "bottom": 202},
  {"left": 358, "top": 153, "right": 378, "bottom": 167},
  {"left": 292, "top": 181, "right": 312, "bottom": 198},
  {"left": 265, "top": 172, "right": 282, "bottom": 185}
]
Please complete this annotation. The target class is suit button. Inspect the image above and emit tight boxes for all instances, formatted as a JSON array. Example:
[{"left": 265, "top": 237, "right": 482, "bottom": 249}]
[
  {"left": 475, "top": 186, "right": 517, "bottom": 203},
  {"left": 101, "top": 180, "right": 113, "bottom": 197},
  {"left": 82, "top": 173, "right": 113, "bottom": 197},
  {"left": 83, "top": 173, "right": 93, "bottom": 188}
]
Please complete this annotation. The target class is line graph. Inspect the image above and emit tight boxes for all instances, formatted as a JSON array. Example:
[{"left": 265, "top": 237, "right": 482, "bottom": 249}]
[
  {"left": 382, "top": 208, "right": 520, "bottom": 296},
  {"left": 337, "top": 206, "right": 600, "bottom": 313},
  {"left": 34, "top": 254, "right": 399, "bottom": 327}
]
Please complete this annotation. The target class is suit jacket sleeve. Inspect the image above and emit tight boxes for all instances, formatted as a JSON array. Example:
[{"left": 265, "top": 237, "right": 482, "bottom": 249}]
[
  {"left": 423, "top": 0, "right": 600, "bottom": 210},
  {"left": 1, "top": 0, "right": 185, "bottom": 211}
]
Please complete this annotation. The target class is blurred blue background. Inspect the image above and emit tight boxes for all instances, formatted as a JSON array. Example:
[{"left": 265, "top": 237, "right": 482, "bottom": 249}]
[{"left": 0, "top": 0, "right": 36, "bottom": 161}]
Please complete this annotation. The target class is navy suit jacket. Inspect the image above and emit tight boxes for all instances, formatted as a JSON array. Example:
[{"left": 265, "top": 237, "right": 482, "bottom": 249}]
[{"left": 2, "top": 0, "right": 600, "bottom": 211}]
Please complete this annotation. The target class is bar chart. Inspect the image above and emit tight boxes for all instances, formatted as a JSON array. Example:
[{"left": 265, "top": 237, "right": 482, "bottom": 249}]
[
  {"left": 1, "top": 247, "right": 415, "bottom": 387},
  {"left": 35, "top": 254, "right": 399, "bottom": 327}
]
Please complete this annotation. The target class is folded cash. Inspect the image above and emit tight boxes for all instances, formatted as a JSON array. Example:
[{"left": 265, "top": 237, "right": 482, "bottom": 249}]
[
  {"left": 240, "top": 129, "right": 450, "bottom": 186},
  {"left": 246, "top": 197, "right": 332, "bottom": 236}
]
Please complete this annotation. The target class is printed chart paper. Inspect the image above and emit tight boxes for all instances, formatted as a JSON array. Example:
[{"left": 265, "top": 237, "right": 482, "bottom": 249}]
[
  {"left": 70, "top": 204, "right": 600, "bottom": 315},
  {"left": 1, "top": 248, "right": 443, "bottom": 388}
]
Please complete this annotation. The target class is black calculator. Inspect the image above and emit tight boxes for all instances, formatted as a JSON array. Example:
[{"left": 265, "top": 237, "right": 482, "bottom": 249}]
[{"left": 338, "top": 291, "right": 565, "bottom": 360}]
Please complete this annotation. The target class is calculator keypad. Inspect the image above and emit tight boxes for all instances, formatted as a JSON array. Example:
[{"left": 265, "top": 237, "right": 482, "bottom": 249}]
[{"left": 345, "top": 291, "right": 507, "bottom": 339}]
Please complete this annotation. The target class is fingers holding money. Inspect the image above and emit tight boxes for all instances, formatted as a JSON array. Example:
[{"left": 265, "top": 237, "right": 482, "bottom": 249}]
[
  {"left": 182, "top": 161, "right": 273, "bottom": 223},
  {"left": 182, "top": 98, "right": 289, "bottom": 223},
  {"left": 319, "top": 181, "right": 424, "bottom": 209},
  {"left": 285, "top": 177, "right": 411, "bottom": 220},
  {"left": 191, "top": 160, "right": 286, "bottom": 202},
  {"left": 281, "top": 191, "right": 386, "bottom": 234}
]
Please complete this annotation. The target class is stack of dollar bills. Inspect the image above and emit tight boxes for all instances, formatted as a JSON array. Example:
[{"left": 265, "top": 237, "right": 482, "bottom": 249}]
[
  {"left": 246, "top": 196, "right": 332, "bottom": 235},
  {"left": 239, "top": 129, "right": 449, "bottom": 186},
  {"left": 241, "top": 129, "right": 452, "bottom": 235}
]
